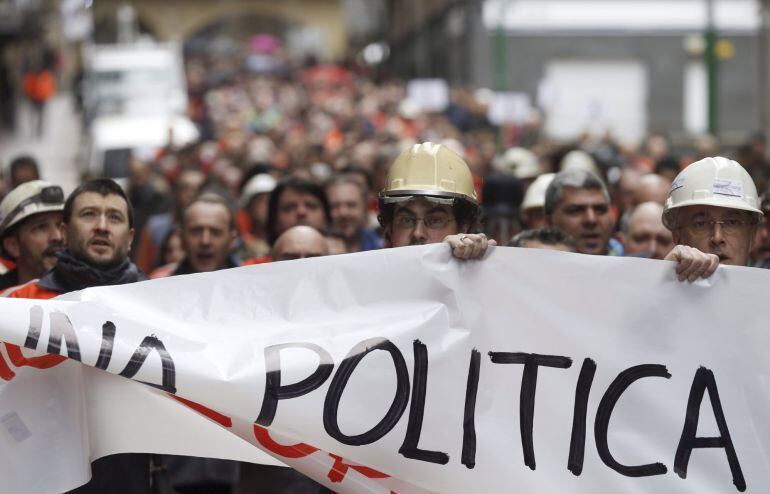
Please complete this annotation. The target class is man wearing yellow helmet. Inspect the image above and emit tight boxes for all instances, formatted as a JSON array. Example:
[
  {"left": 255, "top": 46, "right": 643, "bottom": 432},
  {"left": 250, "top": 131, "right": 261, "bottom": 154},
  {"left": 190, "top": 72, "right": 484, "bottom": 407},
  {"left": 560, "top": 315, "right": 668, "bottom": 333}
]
[
  {"left": 662, "top": 156, "right": 762, "bottom": 281},
  {"left": 378, "top": 142, "right": 495, "bottom": 259}
]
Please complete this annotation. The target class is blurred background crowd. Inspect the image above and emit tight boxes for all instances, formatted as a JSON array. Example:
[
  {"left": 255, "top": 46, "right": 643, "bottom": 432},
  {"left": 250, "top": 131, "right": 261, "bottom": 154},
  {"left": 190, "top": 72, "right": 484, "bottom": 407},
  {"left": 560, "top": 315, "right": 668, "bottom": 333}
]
[
  {"left": 2, "top": 0, "right": 770, "bottom": 492},
  {"left": 1, "top": 0, "right": 770, "bottom": 276}
]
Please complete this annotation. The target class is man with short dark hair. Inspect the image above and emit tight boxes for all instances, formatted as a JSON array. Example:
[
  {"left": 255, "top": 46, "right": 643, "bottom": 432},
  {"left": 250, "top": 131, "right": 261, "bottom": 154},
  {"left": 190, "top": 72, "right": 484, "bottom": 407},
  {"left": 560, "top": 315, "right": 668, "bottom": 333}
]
[
  {"left": 161, "top": 191, "right": 241, "bottom": 494},
  {"left": 325, "top": 174, "right": 380, "bottom": 253},
  {"left": 266, "top": 176, "right": 330, "bottom": 245},
  {"left": 173, "top": 193, "right": 238, "bottom": 275},
  {"left": 8, "top": 155, "right": 40, "bottom": 188},
  {"left": 3, "top": 178, "right": 150, "bottom": 493},
  {"left": 545, "top": 169, "right": 621, "bottom": 256},
  {"left": 508, "top": 227, "right": 574, "bottom": 252},
  {"left": 0, "top": 180, "right": 64, "bottom": 290}
]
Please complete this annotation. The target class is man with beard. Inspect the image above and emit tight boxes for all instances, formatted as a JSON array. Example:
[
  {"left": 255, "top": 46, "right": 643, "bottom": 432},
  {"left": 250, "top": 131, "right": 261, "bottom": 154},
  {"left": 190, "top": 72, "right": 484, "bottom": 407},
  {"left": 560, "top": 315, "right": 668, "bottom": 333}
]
[
  {"left": 378, "top": 142, "right": 494, "bottom": 259},
  {"left": 0, "top": 180, "right": 64, "bottom": 291},
  {"left": 545, "top": 169, "right": 622, "bottom": 256},
  {"left": 3, "top": 178, "right": 151, "bottom": 493},
  {"left": 662, "top": 156, "right": 762, "bottom": 281},
  {"left": 325, "top": 174, "right": 380, "bottom": 253}
]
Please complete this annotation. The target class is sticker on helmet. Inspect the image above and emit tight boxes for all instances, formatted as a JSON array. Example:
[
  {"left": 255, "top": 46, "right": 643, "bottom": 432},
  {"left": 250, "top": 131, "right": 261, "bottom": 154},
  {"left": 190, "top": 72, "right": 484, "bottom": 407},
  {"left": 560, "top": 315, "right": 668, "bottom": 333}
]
[
  {"left": 670, "top": 175, "right": 685, "bottom": 192},
  {"left": 713, "top": 178, "right": 743, "bottom": 198}
]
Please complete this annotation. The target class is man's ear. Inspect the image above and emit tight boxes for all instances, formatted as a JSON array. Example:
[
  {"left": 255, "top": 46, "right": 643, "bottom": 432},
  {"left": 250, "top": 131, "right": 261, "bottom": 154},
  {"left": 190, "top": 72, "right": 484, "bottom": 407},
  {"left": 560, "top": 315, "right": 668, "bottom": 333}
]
[
  {"left": 3, "top": 235, "right": 20, "bottom": 260},
  {"left": 127, "top": 228, "right": 135, "bottom": 253}
]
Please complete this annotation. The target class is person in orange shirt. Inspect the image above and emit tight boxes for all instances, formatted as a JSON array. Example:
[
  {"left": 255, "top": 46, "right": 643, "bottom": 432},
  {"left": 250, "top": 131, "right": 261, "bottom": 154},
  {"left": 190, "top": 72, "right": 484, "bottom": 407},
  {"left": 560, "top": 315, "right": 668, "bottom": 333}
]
[
  {"left": 0, "top": 180, "right": 64, "bottom": 291},
  {"left": 2, "top": 179, "right": 153, "bottom": 493},
  {"left": 4, "top": 178, "right": 144, "bottom": 300}
]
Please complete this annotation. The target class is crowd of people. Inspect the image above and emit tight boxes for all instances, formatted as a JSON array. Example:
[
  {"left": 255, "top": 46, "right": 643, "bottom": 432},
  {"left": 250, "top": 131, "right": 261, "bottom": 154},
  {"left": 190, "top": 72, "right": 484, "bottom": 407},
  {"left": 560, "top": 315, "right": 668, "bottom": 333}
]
[{"left": 0, "top": 49, "right": 768, "bottom": 493}]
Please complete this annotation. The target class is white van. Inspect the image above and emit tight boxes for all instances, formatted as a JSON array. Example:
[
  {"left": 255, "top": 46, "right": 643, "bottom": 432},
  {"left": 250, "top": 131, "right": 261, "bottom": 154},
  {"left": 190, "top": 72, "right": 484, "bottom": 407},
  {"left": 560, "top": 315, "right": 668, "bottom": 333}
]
[{"left": 82, "top": 42, "right": 200, "bottom": 179}]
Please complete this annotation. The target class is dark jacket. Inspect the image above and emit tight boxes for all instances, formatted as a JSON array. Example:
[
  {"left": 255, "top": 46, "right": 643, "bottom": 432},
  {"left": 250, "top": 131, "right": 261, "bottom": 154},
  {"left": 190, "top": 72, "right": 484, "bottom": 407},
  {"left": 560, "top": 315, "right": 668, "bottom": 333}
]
[{"left": 0, "top": 269, "right": 19, "bottom": 292}]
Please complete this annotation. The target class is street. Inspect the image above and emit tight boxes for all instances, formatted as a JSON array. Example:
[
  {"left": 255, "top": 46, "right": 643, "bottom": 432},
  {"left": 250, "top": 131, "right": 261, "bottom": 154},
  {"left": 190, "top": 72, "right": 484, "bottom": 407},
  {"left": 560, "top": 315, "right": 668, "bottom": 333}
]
[{"left": 0, "top": 94, "right": 81, "bottom": 193}]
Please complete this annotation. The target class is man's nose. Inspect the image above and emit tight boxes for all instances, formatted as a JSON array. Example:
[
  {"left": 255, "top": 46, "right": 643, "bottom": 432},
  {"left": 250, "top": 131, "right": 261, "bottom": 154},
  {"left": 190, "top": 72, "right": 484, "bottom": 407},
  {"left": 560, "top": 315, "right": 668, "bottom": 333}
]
[
  {"left": 201, "top": 229, "right": 212, "bottom": 245},
  {"left": 411, "top": 219, "right": 428, "bottom": 241},
  {"left": 96, "top": 213, "right": 108, "bottom": 231},
  {"left": 710, "top": 222, "right": 725, "bottom": 244},
  {"left": 50, "top": 226, "right": 63, "bottom": 242},
  {"left": 583, "top": 208, "right": 597, "bottom": 224}
]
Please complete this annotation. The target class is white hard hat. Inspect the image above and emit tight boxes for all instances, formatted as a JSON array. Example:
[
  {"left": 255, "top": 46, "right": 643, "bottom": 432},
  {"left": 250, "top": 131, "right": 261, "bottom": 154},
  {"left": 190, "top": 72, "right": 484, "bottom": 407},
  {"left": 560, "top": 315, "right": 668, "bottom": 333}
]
[
  {"left": 662, "top": 156, "right": 762, "bottom": 229},
  {"left": 240, "top": 174, "right": 277, "bottom": 207},
  {"left": 560, "top": 150, "right": 599, "bottom": 175},
  {"left": 521, "top": 173, "right": 555, "bottom": 211},
  {"left": 0, "top": 180, "right": 64, "bottom": 238},
  {"left": 497, "top": 147, "right": 540, "bottom": 179}
]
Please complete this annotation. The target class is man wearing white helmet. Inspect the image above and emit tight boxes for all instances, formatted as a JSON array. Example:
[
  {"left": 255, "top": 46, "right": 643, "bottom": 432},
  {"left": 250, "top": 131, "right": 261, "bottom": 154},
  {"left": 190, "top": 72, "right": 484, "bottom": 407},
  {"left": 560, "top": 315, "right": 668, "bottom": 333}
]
[
  {"left": 521, "top": 173, "right": 555, "bottom": 230},
  {"left": 0, "top": 180, "right": 64, "bottom": 291},
  {"left": 662, "top": 156, "right": 762, "bottom": 281},
  {"left": 378, "top": 142, "right": 494, "bottom": 259},
  {"left": 497, "top": 147, "right": 541, "bottom": 189}
]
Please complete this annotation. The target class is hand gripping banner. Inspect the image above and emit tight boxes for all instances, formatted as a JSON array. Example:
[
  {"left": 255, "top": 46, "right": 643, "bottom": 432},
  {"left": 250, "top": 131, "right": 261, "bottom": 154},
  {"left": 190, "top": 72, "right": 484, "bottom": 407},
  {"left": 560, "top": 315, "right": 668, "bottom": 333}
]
[{"left": 0, "top": 245, "right": 769, "bottom": 493}]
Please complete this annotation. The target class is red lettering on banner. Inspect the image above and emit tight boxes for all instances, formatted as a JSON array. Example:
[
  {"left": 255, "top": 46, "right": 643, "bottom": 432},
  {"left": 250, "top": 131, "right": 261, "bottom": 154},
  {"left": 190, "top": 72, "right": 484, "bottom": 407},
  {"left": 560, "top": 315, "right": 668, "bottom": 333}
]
[
  {"left": 252, "top": 426, "right": 392, "bottom": 486},
  {"left": 253, "top": 425, "right": 319, "bottom": 458},
  {"left": 0, "top": 353, "right": 15, "bottom": 380},
  {"left": 170, "top": 395, "right": 233, "bottom": 427},
  {"left": 0, "top": 343, "right": 67, "bottom": 381},
  {"left": 327, "top": 453, "right": 390, "bottom": 483}
]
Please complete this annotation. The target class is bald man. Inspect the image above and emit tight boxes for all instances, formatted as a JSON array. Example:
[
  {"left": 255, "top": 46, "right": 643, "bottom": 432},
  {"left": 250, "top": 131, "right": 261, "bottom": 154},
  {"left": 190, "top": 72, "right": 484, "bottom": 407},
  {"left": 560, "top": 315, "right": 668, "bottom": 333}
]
[
  {"left": 631, "top": 173, "right": 671, "bottom": 206},
  {"left": 272, "top": 225, "right": 329, "bottom": 261},
  {"left": 622, "top": 201, "right": 673, "bottom": 260}
]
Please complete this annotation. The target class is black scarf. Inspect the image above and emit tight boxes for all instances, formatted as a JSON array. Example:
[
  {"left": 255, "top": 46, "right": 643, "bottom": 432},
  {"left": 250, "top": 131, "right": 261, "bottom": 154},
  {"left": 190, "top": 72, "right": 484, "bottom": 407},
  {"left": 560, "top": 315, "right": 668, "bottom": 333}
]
[{"left": 39, "top": 251, "right": 147, "bottom": 292}]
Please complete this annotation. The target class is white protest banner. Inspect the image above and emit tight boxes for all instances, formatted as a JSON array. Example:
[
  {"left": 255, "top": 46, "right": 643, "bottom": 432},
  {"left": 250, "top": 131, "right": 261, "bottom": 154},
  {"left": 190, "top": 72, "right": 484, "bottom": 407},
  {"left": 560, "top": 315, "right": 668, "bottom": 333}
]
[
  {"left": 487, "top": 91, "right": 532, "bottom": 125},
  {"left": 0, "top": 245, "right": 769, "bottom": 493},
  {"left": 406, "top": 79, "right": 450, "bottom": 113}
]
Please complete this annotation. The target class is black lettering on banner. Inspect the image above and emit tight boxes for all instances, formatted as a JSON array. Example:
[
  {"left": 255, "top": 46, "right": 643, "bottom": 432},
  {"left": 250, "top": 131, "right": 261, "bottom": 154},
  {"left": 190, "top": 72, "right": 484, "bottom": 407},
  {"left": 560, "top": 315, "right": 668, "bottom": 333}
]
[
  {"left": 594, "top": 364, "right": 670, "bottom": 477},
  {"left": 24, "top": 305, "right": 43, "bottom": 350},
  {"left": 94, "top": 322, "right": 116, "bottom": 370},
  {"left": 118, "top": 335, "right": 176, "bottom": 393},
  {"left": 256, "top": 342, "right": 334, "bottom": 427},
  {"left": 568, "top": 358, "right": 597, "bottom": 476},
  {"left": 674, "top": 367, "right": 746, "bottom": 492},
  {"left": 398, "top": 340, "right": 449, "bottom": 464},
  {"left": 324, "top": 337, "right": 410, "bottom": 446},
  {"left": 47, "top": 311, "right": 82, "bottom": 361},
  {"left": 488, "top": 352, "right": 573, "bottom": 470},
  {"left": 462, "top": 349, "right": 481, "bottom": 469}
]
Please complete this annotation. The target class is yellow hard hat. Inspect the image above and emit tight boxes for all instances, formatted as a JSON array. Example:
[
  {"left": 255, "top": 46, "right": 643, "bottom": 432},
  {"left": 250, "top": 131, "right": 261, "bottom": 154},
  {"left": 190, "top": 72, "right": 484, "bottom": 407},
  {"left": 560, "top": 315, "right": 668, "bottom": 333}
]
[
  {"left": 662, "top": 156, "right": 762, "bottom": 229},
  {"left": 0, "top": 180, "right": 64, "bottom": 238},
  {"left": 379, "top": 142, "right": 478, "bottom": 206}
]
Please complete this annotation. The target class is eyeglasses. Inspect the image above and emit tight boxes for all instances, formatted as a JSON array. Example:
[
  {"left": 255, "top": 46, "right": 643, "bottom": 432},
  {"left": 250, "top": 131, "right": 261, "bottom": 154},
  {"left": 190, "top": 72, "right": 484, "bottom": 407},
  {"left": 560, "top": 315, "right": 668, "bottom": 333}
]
[
  {"left": 0, "top": 186, "right": 64, "bottom": 231},
  {"left": 393, "top": 214, "right": 455, "bottom": 231},
  {"left": 683, "top": 218, "right": 754, "bottom": 237}
]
